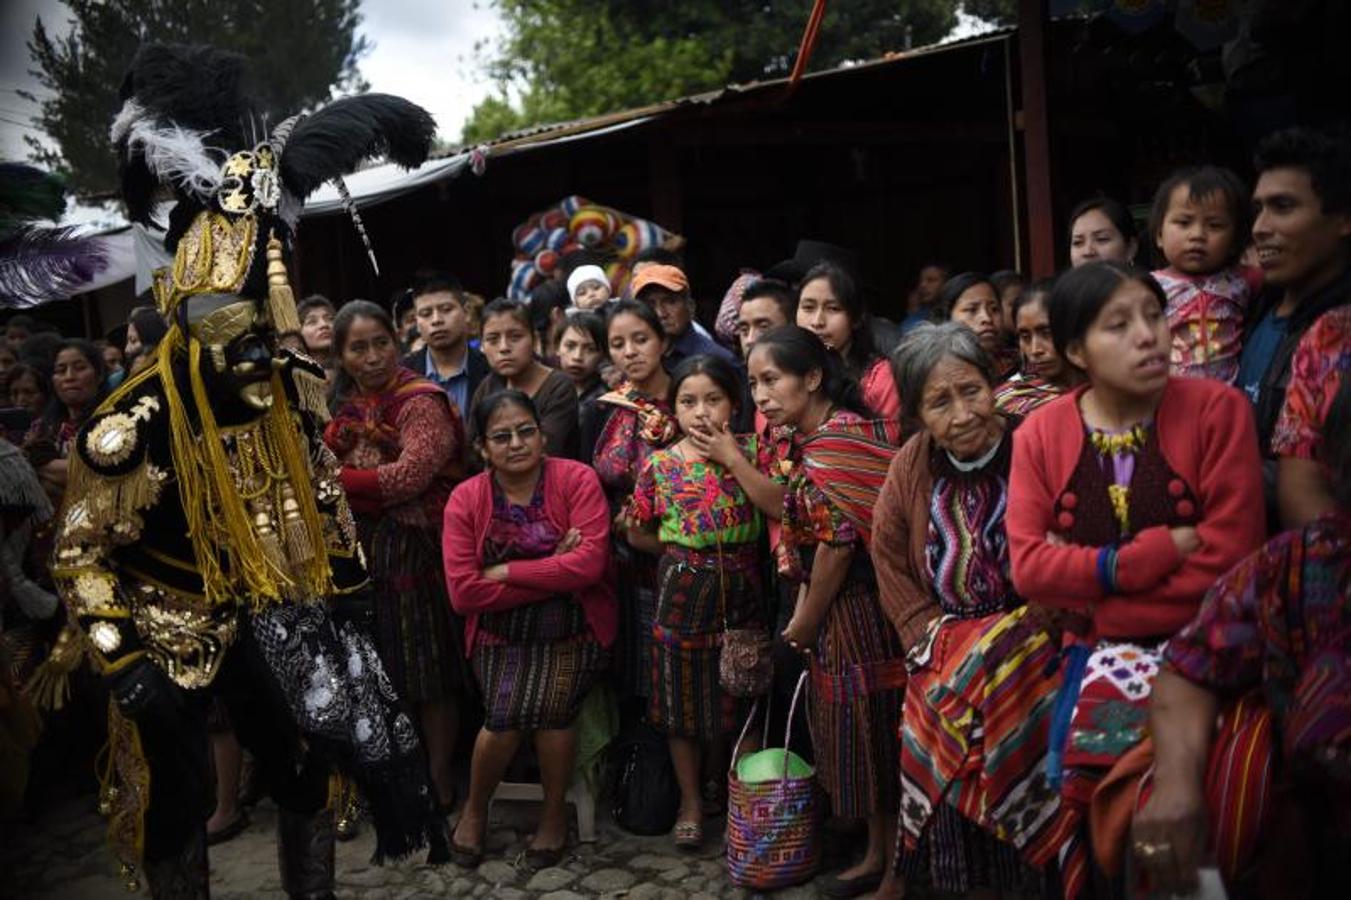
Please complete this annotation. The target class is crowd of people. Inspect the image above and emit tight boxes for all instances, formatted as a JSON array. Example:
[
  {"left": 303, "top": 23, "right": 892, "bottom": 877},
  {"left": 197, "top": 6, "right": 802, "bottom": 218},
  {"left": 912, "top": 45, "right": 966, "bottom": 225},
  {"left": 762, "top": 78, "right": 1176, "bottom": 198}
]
[{"left": 1, "top": 122, "right": 1348, "bottom": 899}]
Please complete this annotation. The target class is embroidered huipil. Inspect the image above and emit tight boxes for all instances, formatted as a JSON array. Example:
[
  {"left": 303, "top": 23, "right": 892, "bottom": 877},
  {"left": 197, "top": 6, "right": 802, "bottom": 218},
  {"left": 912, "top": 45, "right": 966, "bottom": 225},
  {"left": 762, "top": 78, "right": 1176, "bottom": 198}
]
[
  {"left": 627, "top": 436, "right": 764, "bottom": 549},
  {"left": 1154, "top": 265, "right": 1261, "bottom": 383}
]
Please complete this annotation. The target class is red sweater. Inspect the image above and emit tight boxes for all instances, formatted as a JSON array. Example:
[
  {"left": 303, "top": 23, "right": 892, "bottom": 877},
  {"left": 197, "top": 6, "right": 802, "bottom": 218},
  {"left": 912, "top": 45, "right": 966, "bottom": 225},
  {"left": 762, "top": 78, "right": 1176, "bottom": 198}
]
[
  {"left": 442, "top": 457, "right": 615, "bottom": 653},
  {"left": 1008, "top": 378, "right": 1264, "bottom": 640}
]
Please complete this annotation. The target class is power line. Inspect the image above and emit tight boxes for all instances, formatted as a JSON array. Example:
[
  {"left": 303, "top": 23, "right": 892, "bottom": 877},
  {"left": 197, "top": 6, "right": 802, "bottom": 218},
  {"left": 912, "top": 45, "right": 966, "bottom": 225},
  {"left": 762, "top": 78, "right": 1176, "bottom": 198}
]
[{"left": 0, "top": 115, "right": 49, "bottom": 134}]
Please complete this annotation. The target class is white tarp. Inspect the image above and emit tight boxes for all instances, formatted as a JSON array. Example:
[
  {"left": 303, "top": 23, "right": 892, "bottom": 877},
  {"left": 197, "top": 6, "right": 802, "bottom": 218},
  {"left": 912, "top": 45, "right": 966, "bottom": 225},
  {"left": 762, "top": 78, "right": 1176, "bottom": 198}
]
[{"left": 300, "top": 154, "right": 469, "bottom": 216}]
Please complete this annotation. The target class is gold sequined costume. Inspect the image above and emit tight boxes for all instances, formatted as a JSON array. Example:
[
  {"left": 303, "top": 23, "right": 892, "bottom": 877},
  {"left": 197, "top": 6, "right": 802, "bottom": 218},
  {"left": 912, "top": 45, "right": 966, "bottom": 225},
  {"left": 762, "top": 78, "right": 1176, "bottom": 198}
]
[{"left": 36, "top": 42, "right": 442, "bottom": 899}]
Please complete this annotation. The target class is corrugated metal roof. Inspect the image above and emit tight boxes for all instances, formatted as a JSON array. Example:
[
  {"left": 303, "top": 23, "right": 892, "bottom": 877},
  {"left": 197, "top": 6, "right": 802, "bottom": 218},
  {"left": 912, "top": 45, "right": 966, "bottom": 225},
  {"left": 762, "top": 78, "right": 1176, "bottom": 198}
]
[{"left": 435, "top": 25, "right": 1017, "bottom": 159}]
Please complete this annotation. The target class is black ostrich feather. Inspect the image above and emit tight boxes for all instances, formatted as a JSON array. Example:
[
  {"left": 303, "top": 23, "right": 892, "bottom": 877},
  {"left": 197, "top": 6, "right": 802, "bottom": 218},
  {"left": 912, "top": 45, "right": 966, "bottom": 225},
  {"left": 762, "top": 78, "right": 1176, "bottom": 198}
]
[
  {"left": 277, "top": 94, "right": 436, "bottom": 200},
  {"left": 0, "top": 163, "right": 67, "bottom": 233},
  {"left": 114, "top": 43, "right": 259, "bottom": 225},
  {"left": 0, "top": 226, "right": 108, "bottom": 309}
]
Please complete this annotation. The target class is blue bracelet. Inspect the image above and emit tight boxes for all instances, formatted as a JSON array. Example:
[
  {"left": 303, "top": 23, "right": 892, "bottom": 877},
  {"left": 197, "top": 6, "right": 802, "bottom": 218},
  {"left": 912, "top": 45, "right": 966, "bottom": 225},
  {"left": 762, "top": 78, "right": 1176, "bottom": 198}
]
[{"left": 1095, "top": 546, "right": 1119, "bottom": 595}]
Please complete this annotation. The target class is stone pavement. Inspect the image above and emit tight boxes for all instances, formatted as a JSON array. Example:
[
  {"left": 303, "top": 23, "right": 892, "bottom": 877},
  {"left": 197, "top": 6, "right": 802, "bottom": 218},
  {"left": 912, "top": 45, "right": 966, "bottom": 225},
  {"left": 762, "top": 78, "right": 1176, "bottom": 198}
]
[{"left": 2, "top": 792, "right": 853, "bottom": 899}]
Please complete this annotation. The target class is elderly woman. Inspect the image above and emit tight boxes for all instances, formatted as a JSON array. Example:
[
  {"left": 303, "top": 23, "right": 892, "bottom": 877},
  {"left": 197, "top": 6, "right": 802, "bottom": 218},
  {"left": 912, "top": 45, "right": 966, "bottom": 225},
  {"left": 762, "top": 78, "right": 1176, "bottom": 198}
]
[
  {"left": 442, "top": 391, "right": 613, "bottom": 869},
  {"left": 324, "top": 300, "right": 466, "bottom": 813},
  {"left": 872, "top": 323, "right": 1059, "bottom": 898}
]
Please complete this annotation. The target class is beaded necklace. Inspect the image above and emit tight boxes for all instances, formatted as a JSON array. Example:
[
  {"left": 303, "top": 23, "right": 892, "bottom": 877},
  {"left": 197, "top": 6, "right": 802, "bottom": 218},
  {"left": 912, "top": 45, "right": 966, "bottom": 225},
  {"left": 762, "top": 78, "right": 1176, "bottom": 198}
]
[{"left": 1087, "top": 422, "right": 1151, "bottom": 536}]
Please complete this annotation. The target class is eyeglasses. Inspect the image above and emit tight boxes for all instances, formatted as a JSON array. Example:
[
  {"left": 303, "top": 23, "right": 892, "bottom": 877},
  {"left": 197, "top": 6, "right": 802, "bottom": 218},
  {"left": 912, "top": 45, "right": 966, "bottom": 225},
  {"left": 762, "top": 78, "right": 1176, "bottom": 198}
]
[{"left": 485, "top": 424, "right": 540, "bottom": 446}]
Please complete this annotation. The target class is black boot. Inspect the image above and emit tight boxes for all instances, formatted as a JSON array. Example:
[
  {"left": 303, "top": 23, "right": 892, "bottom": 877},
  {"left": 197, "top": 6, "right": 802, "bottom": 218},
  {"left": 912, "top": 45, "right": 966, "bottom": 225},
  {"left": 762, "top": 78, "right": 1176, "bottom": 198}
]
[
  {"left": 276, "top": 807, "right": 336, "bottom": 900},
  {"left": 143, "top": 827, "right": 210, "bottom": 900}
]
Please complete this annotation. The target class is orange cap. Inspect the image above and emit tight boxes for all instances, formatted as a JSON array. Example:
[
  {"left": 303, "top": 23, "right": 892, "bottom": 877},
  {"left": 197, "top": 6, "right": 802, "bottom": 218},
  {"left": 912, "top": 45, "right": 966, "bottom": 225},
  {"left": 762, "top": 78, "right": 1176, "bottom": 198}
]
[{"left": 630, "top": 264, "right": 689, "bottom": 295}]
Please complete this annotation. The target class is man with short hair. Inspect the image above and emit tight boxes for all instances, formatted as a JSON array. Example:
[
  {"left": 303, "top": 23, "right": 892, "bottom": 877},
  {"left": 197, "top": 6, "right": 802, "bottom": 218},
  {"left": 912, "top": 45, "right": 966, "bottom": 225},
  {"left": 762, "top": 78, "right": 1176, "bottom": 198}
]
[
  {"left": 4, "top": 315, "right": 35, "bottom": 351},
  {"left": 402, "top": 274, "right": 489, "bottom": 420},
  {"left": 1237, "top": 127, "right": 1351, "bottom": 524},
  {"left": 631, "top": 264, "right": 739, "bottom": 368},
  {"left": 900, "top": 261, "right": 951, "bottom": 333},
  {"left": 735, "top": 279, "right": 795, "bottom": 360}
]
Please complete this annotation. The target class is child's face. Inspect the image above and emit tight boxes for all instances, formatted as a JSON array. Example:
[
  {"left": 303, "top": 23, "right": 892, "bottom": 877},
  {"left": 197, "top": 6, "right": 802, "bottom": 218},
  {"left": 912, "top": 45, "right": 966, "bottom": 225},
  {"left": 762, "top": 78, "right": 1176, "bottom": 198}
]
[
  {"left": 481, "top": 312, "right": 535, "bottom": 379},
  {"left": 557, "top": 325, "right": 602, "bottom": 385},
  {"left": 573, "top": 279, "right": 611, "bottom": 310},
  {"left": 1156, "top": 185, "right": 1236, "bottom": 276},
  {"left": 674, "top": 372, "right": 734, "bottom": 436}
]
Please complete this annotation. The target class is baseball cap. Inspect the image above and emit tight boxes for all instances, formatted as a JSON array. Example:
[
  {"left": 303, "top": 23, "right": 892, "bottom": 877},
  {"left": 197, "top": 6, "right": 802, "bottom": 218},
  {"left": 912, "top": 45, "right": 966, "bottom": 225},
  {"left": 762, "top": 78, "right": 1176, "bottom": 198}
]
[{"left": 630, "top": 264, "right": 689, "bottom": 296}]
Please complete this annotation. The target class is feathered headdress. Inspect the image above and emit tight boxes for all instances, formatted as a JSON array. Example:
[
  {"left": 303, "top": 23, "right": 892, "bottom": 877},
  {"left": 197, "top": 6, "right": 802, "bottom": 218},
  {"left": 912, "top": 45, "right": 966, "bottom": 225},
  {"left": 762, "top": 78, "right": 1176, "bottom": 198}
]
[
  {"left": 0, "top": 163, "right": 108, "bottom": 308},
  {"left": 106, "top": 44, "right": 435, "bottom": 609},
  {"left": 112, "top": 43, "right": 435, "bottom": 324}
]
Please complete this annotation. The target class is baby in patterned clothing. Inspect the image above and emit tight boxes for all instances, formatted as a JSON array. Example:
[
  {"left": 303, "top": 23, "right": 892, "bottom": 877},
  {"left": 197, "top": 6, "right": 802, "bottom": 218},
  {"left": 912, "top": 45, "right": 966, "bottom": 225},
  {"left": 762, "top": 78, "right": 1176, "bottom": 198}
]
[{"left": 1150, "top": 165, "right": 1262, "bottom": 383}]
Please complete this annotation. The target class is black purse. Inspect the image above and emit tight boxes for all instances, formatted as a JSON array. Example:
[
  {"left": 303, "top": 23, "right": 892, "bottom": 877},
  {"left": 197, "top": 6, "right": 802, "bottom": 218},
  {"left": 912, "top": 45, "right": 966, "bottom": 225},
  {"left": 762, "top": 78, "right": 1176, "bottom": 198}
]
[{"left": 609, "top": 722, "right": 679, "bottom": 835}]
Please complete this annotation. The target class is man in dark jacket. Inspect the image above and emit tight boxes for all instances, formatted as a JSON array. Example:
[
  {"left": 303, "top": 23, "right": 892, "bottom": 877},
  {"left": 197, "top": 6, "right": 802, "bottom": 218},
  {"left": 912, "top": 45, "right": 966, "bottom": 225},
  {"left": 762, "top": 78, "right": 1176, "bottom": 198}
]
[
  {"left": 1236, "top": 127, "right": 1351, "bottom": 523},
  {"left": 401, "top": 273, "right": 489, "bottom": 421}
]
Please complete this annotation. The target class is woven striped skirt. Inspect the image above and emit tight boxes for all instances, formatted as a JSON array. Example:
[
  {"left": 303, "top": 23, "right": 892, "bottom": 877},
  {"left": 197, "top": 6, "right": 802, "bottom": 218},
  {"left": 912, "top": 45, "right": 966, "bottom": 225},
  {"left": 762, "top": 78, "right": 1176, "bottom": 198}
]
[
  {"left": 613, "top": 541, "right": 659, "bottom": 702},
  {"left": 650, "top": 544, "right": 765, "bottom": 739},
  {"left": 363, "top": 517, "right": 464, "bottom": 705},
  {"left": 808, "top": 570, "right": 907, "bottom": 818},
  {"left": 473, "top": 596, "right": 606, "bottom": 733},
  {"left": 893, "top": 610, "right": 1056, "bottom": 893}
]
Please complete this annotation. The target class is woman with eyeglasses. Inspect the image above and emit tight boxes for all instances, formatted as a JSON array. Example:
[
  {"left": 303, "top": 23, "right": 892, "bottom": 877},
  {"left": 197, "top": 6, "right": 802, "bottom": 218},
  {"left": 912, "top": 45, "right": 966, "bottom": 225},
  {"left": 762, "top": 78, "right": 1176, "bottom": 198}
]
[
  {"left": 442, "top": 390, "right": 614, "bottom": 868},
  {"left": 324, "top": 300, "right": 468, "bottom": 815}
]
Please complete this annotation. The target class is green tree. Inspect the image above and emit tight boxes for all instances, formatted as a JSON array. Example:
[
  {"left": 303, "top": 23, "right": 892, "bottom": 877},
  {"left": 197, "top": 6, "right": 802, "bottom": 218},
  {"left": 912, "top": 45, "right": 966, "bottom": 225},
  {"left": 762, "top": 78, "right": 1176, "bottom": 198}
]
[
  {"left": 23, "top": 0, "right": 369, "bottom": 196},
  {"left": 462, "top": 0, "right": 967, "bottom": 145}
]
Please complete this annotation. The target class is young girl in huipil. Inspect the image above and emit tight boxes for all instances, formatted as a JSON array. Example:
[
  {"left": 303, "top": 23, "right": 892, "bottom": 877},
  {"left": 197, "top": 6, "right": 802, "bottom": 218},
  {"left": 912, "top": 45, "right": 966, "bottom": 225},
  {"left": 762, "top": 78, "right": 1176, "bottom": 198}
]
[
  {"left": 625, "top": 354, "right": 777, "bottom": 852},
  {"left": 1150, "top": 165, "right": 1261, "bottom": 382}
]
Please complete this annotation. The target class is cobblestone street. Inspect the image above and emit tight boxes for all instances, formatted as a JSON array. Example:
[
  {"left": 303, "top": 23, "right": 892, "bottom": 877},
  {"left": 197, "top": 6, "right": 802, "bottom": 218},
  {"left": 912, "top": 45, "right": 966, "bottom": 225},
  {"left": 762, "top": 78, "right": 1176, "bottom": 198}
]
[{"left": 2, "top": 792, "right": 848, "bottom": 899}]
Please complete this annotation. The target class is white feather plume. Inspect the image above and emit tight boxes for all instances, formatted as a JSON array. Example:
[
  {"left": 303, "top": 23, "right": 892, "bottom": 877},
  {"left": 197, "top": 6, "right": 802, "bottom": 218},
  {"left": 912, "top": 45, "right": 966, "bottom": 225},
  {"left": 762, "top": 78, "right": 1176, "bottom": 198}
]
[
  {"left": 109, "top": 99, "right": 147, "bottom": 144},
  {"left": 124, "top": 119, "right": 224, "bottom": 200}
]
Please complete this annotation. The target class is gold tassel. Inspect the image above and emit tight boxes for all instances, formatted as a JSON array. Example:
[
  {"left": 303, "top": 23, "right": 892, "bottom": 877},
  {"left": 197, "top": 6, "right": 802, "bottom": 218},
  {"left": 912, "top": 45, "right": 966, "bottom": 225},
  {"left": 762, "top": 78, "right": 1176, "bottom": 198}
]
[
  {"left": 265, "top": 382, "right": 332, "bottom": 595},
  {"left": 266, "top": 232, "right": 302, "bottom": 333},
  {"left": 24, "top": 625, "right": 87, "bottom": 711}
]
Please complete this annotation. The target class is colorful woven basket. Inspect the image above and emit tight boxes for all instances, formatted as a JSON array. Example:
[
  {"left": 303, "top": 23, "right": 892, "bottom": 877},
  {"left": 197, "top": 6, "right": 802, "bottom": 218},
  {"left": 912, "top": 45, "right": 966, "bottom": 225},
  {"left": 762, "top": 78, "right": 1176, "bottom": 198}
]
[{"left": 725, "top": 670, "right": 821, "bottom": 890}]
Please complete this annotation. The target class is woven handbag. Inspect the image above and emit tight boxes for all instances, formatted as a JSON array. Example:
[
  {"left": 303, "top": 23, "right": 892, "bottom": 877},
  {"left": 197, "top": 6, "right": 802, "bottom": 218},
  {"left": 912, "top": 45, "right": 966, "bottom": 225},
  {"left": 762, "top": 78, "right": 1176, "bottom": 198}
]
[{"left": 725, "top": 670, "right": 821, "bottom": 890}]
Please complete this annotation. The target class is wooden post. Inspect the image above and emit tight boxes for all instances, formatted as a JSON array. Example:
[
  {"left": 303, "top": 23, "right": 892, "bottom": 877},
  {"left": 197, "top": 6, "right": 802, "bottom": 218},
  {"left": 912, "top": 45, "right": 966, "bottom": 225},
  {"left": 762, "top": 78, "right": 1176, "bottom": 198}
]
[{"left": 1018, "top": 0, "right": 1056, "bottom": 277}]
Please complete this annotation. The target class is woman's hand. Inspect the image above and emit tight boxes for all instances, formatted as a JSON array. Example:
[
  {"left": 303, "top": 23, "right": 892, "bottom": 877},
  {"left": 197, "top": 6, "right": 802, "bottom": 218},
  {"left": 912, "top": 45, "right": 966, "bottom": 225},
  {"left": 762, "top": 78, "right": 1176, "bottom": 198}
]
[
  {"left": 781, "top": 614, "right": 818, "bottom": 656},
  {"left": 483, "top": 564, "right": 509, "bottom": 582},
  {"left": 1131, "top": 775, "right": 1208, "bottom": 896},
  {"left": 554, "top": 528, "right": 582, "bottom": 555},
  {"left": 686, "top": 421, "right": 739, "bottom": 468},
  {"left": 1170, "top": 526, "right": 1201, "bottom": 557}
]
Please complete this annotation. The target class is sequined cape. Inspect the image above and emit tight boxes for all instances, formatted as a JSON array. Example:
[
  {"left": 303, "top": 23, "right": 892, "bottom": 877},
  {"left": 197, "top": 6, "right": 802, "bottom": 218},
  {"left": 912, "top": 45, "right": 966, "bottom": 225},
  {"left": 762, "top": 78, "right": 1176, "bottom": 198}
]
[{"left": 49, "top": 349, "right": 370, "bottom": 690}]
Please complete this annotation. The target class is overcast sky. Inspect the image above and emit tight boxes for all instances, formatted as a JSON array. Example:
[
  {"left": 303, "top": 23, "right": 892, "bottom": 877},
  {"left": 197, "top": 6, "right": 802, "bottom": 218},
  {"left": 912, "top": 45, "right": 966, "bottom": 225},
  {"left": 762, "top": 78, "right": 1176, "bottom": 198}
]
[{"left": 0, "top": 0, "right": 505, "bottom": 166}]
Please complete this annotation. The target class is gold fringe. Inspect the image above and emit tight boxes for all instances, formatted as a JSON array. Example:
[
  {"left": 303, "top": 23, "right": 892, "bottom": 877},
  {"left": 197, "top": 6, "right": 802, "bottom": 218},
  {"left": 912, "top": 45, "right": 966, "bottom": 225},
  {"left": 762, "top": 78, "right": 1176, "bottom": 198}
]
[
  {"left": 97, "top": 701, "right": 149, "bottom": 881},
  {"left": 266, "top": 233, "right": 301, "bottom": 333},
  {"left": 155, "top": 330, "right": 332, "bottom": 606},
  {"left": 23, "top": 625, "right": 87, "bottom": 712},
  {"left": 63, "top": 453, "right": 164, "bottom": 540},
  {"left": 293, "top": 366, "right": 331, "bottom": 424}
]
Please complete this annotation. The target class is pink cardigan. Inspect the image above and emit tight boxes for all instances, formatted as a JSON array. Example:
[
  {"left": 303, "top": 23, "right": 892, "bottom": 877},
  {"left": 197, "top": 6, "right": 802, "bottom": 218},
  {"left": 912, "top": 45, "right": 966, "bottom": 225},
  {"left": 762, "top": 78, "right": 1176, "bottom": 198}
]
[
  {"left": 1008, "top": 378, "right": 1264, "bottom": 640},
  {"left": 442, "top": 457, "right": 615, "bottom": 653}
]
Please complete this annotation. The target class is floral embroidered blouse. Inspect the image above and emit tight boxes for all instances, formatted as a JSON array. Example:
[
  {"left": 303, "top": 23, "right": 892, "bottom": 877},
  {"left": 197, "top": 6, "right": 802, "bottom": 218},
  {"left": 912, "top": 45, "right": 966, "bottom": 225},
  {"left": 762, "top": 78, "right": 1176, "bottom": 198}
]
[
  {"left": 591, "top": 383, "right": 678, "bottom": 510},
  {"left": 627, "top": 436, "right": 764, "bottom": 549}
]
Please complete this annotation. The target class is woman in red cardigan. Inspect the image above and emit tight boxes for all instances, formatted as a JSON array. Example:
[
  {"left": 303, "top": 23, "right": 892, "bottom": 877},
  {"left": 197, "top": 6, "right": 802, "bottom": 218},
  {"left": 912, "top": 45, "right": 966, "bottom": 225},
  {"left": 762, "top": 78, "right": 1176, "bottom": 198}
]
[
  {"left": 443, "top": 391, "right": 614, "bottom": 869},
  {"left": 1007, "top": 262, "right": 1265, "bottom": 896}
]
